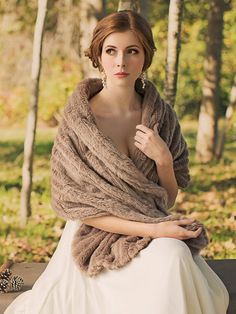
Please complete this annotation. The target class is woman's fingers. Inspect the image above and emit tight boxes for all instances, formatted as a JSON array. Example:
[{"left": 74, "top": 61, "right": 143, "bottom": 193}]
[
  {"left": 193, "top": 227, "right": 203, "bottom": 237},
  {"left": 174, "top": 218, "right": 195, "bottom": 225},
  {"left": 176, "top": 218, "right": 203, "bottom": 239},
  {"left": 181, "top": 226, "right": 202, "bottom": 239},
  {"left": 152, "top": 220, "right": 203, "bottom": 240}
]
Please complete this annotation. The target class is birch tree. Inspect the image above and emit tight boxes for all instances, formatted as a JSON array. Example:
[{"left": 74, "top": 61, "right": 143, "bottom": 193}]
[
  {"left": 164, "top": 0, "right": 184, "bottom": 107},
  {"left": 196, "top": 0, "right": 225, "bottom": 162},
  {"left": 20, "top": 0, "right": 48, "bottom": 227}
]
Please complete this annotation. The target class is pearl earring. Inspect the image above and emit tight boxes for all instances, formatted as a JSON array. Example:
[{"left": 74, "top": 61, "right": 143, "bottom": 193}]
[
  {"left": 101, "top": 69, "right": 107, "bottom": 88},
  {"left": 140, "top": 72, "right": 146, "bottom": 89}
]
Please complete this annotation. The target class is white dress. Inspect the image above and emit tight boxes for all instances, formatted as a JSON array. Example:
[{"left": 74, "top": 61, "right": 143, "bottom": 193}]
[{"left": 4, "top": 220, "right": 229, "bottom": 314}]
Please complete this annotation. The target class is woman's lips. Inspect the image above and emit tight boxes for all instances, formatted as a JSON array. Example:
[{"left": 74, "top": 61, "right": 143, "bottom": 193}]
[{"left": 114, "top": 72, "right": 129, "bottom": 78}]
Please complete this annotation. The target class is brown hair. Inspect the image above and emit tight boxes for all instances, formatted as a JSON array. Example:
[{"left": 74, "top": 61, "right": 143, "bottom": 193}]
[{"left": 85, "top": 10, "right": 156, "bottom": 71}]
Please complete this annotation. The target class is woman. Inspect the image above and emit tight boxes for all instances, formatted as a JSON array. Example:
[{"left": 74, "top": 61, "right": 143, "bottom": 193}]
[{"left": 5, "top": 10, "right": 229, "bottom": 314}]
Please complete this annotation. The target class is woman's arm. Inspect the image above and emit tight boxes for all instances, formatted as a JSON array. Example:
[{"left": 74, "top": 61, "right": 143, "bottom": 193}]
[
  {"left": 155, "top": 160, "right": 178, "bottom": 209},
  {"left": 82, "top": 216, "right": 202, "bottom": 240},
  {"left": 81, "top": 215, "right": 152, "bottom": 238}
]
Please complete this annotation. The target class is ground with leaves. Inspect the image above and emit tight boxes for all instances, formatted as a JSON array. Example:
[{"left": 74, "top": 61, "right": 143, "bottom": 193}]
[{"left": 0, "top": 122, "right": 235, "bottom": 264}]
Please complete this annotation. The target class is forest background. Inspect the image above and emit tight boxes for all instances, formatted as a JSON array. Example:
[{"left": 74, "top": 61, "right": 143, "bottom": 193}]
[{"left": 0, "top": 0, "right": 235, "bottom": 264}]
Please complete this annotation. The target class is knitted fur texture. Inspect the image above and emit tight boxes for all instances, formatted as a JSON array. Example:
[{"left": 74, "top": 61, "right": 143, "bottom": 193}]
[{"left": 51, "top": 78, "right": 209, "bottom": 277}]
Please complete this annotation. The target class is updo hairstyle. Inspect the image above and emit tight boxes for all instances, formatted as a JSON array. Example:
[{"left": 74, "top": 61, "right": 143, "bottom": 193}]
[{"left": 85, "top": 10, "right": 156, "bottom": 72}]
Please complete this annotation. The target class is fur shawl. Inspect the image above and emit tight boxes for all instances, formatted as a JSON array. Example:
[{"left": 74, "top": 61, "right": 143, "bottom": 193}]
[{"left": 50, "top": 78, "right": 208, "bottom": 277}]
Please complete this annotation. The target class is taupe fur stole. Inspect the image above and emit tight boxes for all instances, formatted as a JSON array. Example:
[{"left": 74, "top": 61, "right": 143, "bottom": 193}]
[{"left": 51, "top": 78, "right": 208, "bottom": 277}]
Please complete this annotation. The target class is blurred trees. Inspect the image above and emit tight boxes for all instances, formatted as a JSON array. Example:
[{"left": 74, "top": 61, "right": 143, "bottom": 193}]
[
  {"left": 196, "top": 0, "right": 226, "bottom": 163},
  {"left": 79, "top": 0, "right": 106, "bottom": 77},
  {"left": 164, "top": 0, "right": 183, "bottom": 106},
  {"left": 20, "top": 0, "right": 48, "bottom": 227},
  {"left": 118, "top": 0, "right": 140, "bottom": 11},
  {"left": 55, "top": 1, "right": 80, "bottom": 60},
  {"left": 0, "top": 0, "right": 235, "bottom": 228},
  {"left": 215, "top": 74, "right": 236, "bottom": 159},
  {"left": 0, "top": 0, "right": 235, "bottom": 129}
]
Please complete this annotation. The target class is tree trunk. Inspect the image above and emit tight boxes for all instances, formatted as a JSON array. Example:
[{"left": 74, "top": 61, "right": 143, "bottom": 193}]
[
  {"left": 140, "top": 0, "right": 148, "bottom": 19},
  {"left": 196, "top": 0, "right": 224, "bottom": 163},
  {"left": 79, "top": 0, "right": 106, "bottom": 78},
  {"left": 55, "top": 0, "right": 80, "bottom": 61},
  {"left": 118, "top": 0, "right": 141, "bottom": 12},
  {"left": 164, "top": 0, "right": 183, "bottom": 107},
  {"left": 20, "top": 0, "right": 48, "bottom": 227},
  {"left": 215, "top": 74, "right": 236, "bottom": 160}
]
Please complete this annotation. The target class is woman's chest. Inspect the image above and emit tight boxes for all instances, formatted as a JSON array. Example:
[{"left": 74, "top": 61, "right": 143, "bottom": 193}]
[{"left": 95, "top": 111, "right": 142, "bottom": 158}]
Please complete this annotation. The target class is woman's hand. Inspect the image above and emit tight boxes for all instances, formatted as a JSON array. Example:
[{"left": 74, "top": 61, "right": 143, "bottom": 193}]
[
  {"left": 135, "top": 124, "right": 178, "bottom": 208},
  {"left": 150, "top": 219, "right": 203, "bottom": 240},
  {"left": 134, "top": 124, "right": 172, "bottom": 166}
]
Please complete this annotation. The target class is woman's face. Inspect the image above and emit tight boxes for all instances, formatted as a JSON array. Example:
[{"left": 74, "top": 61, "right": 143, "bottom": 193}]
[{"left": 99, "top": 30, "right": 145, "bottom": 88}]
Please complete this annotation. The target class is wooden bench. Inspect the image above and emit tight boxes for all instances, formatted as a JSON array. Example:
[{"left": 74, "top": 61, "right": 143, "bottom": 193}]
[
  {"left": 1, "top": 260, "right": 235, "bottom": 314},
  {"left": 0, "top": 263, "right": 47, "bottom": 314}
]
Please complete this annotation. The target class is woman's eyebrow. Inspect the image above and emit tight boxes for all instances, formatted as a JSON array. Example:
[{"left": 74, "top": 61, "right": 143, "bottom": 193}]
[
  {"left": 104, "top": 45, "right": 141, "bottom": 49},
  {"left": 126, "top": 45, "right": 140, "bottom": 48}
]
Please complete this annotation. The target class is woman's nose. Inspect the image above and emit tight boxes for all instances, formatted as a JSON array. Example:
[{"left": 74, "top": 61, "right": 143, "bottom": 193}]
[{"left": 116, "top": 52, "right": 126, "bottom": 68}]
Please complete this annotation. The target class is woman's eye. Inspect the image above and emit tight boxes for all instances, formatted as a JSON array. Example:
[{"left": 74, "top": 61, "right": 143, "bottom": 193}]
[
  {"left": 128, "top": 49, "right": 139, "bottom": 54},
  {"left": 105, "top": 49, "right": 115, "bottom": 55}
]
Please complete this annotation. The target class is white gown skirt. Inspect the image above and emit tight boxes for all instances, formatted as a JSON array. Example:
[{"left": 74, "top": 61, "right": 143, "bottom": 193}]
[{"left": 4, "top": 220, "right": 229, "bottom": 314}]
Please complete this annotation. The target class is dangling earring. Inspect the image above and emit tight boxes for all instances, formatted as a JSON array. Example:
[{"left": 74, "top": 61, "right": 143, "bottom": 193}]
[
  {"left": 100, "top": 68, "right": 107, "bottom": 88},
  {"left": 140, "top": 72, "right": 146, "bottom": 89}
]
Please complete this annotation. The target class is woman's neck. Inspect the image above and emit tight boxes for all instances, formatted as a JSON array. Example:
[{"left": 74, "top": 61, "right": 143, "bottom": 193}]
[{"left": 98, "top": 84, "right": 142, "bottom": 115}]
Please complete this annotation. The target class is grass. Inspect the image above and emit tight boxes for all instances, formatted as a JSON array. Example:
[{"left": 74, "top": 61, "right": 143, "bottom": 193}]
[{"left": 0, "top": 122, "right": 235, "bottom": 265}]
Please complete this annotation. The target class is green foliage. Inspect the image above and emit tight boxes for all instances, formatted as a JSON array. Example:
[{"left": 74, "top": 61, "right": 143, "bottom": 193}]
[
  {"left": 0, "top": 1, "right": 236, "bottom": 124},
  {"left": 0, "top": 86, "right": 29, "bottom": 126},
  {"left": 175, "top": 17, "right": 206, "bottom": 118},
  {"left": 0, "top": 123, "right": 235, "bottom": 264},
  {"left": 221, "top": 4, "right": 236, "bottom": 105},
  {"left": 149, "top": 18, "right": 167, "bottom": 91},
  {"left": 0, "top": 127, "right": 63, "bottom": 264},
  {"left": 106, "top": 0, "right": 119, "bottom": 13},
  {"left": 39, "top": 57, "right": 82, "bottom": 125},
  {"left": 0, "top": 57, "right": 82, "bottom": 127},
  {"left": 0, "top": 0, "right": 37, "bottom": 33},
  {"left": 148, "top": 0, "right": 235, "bottom": 119},
  {"left": 175, "top": 121, "right": 236, "bottom": 259}
]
